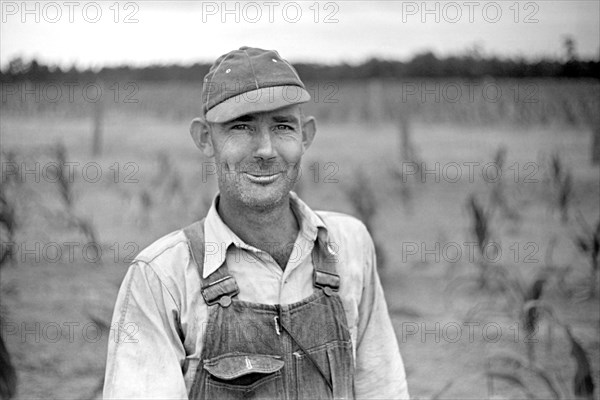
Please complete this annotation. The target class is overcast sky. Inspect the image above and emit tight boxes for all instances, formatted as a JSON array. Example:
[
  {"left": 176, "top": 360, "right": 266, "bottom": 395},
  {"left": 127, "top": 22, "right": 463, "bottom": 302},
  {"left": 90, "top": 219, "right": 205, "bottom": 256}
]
[{"left": 1, "top": 1, "right": 598, "bottom": 69}]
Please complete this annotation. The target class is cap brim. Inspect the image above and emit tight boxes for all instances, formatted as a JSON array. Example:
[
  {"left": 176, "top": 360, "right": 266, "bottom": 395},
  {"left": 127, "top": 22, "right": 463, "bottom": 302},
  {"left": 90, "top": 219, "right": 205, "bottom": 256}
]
[{"left": 205, "top": 85, "right": 311, "bottom": 123}]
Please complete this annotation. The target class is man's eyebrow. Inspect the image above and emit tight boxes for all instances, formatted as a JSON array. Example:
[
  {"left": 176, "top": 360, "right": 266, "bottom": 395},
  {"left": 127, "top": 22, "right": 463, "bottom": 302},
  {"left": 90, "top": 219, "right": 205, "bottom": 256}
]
[
  {"left": 272, "top": 115, "right": 299, "bottom": 123},
  {"left": 227, "top": 115, "right": 256, "bottom": 123}
]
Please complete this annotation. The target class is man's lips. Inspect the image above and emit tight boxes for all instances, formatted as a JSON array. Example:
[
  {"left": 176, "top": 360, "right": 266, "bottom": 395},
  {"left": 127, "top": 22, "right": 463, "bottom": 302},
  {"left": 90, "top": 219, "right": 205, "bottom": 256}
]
[
  {"left": 242, "top": 171, "right": 282, "bottom": 184},
  {"left": 243, "top": 171, "right": 282, "bottom": 176}
]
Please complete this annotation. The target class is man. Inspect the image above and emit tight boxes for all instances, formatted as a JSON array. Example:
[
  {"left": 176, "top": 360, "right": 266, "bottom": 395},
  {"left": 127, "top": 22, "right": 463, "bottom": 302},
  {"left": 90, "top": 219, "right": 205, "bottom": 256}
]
[{"left": 103, "top": 46, "right": 409, "bottom": 399}]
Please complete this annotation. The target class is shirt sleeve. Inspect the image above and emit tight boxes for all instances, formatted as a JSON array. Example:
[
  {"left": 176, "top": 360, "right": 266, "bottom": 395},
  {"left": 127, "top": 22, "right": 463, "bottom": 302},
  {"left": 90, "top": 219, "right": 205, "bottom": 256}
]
[
  {"left": 354, "top": 231, "right": 410, "bottom": 399},
  {"left": 103, "top": 261, "right": 188, "bottom": 399}
]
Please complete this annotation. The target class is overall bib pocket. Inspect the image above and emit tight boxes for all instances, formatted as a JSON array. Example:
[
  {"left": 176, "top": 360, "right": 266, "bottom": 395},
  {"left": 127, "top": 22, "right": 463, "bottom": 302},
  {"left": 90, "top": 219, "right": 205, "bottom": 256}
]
[{"left": 203, "top": 353, "right": 285, "bottom": 400}]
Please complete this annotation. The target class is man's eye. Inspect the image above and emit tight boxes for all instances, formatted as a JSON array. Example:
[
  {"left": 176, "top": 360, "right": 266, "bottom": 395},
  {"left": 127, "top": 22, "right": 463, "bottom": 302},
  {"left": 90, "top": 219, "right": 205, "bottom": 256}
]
[
  {"left": 231, "top": 124, "right": 251, "bottom": 131},
  {"left": 274, "top": 124, "right": 294, "bottom": 132}
]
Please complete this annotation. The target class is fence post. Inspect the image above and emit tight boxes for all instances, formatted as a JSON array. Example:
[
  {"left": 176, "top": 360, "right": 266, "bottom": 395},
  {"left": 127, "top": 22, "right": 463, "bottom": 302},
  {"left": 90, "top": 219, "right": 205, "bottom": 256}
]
[
  {"left": 592, "top": 124, "right": 600, "bottom": 165},
  {"left": 92, "top": 98, "right": 104, "bottom": 156}
]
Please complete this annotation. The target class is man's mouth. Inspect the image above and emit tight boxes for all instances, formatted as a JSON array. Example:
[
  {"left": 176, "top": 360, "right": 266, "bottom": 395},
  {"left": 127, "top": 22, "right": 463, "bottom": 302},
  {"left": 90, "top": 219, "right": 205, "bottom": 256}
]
[{"left": 243, "top": 172, "right": 281, "bottom": 184}]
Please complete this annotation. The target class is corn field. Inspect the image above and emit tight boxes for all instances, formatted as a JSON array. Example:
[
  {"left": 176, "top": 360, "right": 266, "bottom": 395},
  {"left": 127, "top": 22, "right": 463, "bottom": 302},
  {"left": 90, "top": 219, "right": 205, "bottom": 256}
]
[{"left": 0, "top": 77, "right": 598, "bottom": 399}]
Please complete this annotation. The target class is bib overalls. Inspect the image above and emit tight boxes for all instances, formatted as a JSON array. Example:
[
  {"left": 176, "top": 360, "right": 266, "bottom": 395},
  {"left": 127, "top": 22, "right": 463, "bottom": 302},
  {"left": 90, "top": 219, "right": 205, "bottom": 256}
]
[{"left": 184, "top": 219, "right": 355, "bottom": 400}]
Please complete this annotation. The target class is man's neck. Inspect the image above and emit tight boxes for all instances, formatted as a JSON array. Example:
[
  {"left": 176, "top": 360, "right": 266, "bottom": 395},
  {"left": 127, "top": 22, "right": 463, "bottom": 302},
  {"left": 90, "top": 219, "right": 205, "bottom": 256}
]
[{"left": 217, "top": 194, "right": 299, "bottom": 266}]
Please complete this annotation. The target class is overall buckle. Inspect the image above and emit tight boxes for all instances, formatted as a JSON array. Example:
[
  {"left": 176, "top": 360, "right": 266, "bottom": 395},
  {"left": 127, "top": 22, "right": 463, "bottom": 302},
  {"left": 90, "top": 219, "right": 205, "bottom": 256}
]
[
  {"left": 313, "top": 270, "right": 340, "bottom": 296},
  {"left": 201, "top": 276, "right": 240, "bottom": 307}
]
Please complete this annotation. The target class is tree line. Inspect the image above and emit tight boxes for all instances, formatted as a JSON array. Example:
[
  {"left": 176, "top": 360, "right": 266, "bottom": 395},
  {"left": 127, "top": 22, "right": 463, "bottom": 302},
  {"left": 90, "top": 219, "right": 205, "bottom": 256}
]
[{"left": 1, "top": 52, "right": 598, "bottom": 83}]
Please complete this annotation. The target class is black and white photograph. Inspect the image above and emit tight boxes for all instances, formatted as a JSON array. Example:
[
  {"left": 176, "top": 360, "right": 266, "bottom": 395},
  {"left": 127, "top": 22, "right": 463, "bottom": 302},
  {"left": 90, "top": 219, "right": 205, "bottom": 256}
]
[{"left": 0, "top": 1, "right": 599, "bottom": 399}]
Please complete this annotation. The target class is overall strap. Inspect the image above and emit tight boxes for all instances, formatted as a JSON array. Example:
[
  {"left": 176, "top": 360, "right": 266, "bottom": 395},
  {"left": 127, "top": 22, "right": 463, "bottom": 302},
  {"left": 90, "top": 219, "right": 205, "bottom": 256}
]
[
  {"left": 183, "top": 219, "right": 239, "bottom": 307},
  {"left": 312, "top": 228, "right": 341, "bottom": 294}
]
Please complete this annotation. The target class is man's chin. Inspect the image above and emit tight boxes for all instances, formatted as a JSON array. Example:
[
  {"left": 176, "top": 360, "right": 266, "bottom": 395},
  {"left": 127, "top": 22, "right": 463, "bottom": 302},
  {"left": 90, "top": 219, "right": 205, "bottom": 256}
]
[
  {"left": 232, "top": 181, "right": 292, "bottom": 210},
  {"left": 240, "top": 189, "right": 288, "bottom": 210},
  {"left": 218, "top": 172, "right": 296, "bottom": 210}
]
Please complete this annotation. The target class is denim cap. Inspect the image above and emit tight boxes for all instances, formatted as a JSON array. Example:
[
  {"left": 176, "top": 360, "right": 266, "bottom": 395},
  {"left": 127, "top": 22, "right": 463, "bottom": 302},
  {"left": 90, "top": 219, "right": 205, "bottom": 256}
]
[{"left": 202, "top": 46, "right": 311, "bottom": 123}]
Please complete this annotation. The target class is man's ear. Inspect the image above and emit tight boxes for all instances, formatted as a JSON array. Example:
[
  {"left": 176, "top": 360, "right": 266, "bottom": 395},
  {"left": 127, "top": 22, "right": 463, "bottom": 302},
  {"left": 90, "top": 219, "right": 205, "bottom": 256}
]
[
  {"left": 190, "top": 117, "right": 214, "bottom": 157},
  {"left": 301, "top": 116, "right": 317, "bottom": 153}
]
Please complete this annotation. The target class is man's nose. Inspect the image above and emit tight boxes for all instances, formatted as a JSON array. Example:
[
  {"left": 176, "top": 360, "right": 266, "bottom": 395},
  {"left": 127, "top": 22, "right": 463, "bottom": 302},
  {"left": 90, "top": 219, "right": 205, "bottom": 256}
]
[{"left": 253, "top": 126, "right": 276, "bottom": 160}]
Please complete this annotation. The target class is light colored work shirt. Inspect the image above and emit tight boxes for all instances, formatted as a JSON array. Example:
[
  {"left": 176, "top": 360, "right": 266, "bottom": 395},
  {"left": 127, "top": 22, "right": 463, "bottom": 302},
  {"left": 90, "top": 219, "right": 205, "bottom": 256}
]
[{"left": 103, "top": 192, "right": 409, "bottom": 399}]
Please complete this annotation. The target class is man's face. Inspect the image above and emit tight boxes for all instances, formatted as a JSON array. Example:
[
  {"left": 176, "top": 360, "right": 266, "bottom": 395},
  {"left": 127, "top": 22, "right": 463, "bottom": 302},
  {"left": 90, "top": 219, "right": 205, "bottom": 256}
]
[{"left": 207, "top": 104, "right": 311, "bottom": 210}]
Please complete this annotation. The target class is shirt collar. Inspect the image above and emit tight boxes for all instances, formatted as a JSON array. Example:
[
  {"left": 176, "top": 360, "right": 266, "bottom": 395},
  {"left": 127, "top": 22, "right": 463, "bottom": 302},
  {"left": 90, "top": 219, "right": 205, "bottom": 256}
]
[{"left": 202, "top": 191, "right": 327, "bottom": 278}]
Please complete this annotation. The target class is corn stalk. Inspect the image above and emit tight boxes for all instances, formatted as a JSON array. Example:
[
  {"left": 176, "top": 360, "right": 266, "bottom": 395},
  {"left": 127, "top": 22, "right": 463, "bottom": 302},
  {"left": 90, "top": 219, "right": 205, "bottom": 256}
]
[
  {"left": 345, "top": 168, "right": 386, "bottom": 269},
  {"left": 573, "top": 215, "right": 600, "bottom": 298}
]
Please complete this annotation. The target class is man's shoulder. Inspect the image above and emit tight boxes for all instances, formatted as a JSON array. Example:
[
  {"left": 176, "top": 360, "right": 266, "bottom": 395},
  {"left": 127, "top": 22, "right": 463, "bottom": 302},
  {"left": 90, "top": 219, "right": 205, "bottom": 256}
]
[
  {"left": 126, "top": 227, "right": 197, "bottom": 300},
  {"left": 315, "top": 210, "right": 373, "bottom": 248},
  {"left": 315, "top": 210, "right": 369, "bottom": 234},
  {"left": 134, "top": 228, "right": 190, "bottom": 265},
  {"left": 314, "top": 211, "right": 375, "bottom": 283}
]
